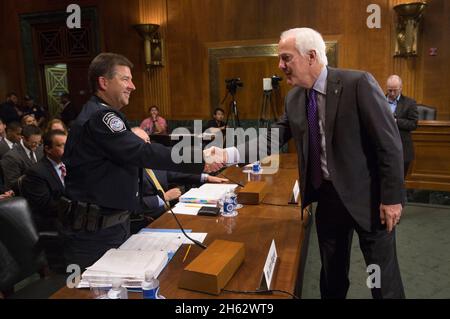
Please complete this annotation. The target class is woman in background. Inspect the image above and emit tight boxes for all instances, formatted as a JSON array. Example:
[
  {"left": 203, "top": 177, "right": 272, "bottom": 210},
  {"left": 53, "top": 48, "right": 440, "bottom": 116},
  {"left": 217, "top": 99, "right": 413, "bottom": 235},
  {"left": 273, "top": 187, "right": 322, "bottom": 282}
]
[{"left": 46, "top": 118, "right": 68, "bottom": 135}]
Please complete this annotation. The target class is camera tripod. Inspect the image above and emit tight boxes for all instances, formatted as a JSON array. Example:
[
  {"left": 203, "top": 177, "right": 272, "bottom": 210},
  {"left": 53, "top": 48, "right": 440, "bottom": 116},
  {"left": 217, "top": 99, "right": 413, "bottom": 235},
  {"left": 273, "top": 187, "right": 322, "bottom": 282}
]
[
  {"left": 258, "top": 87, "right": 281, "bottom": 130},
  {"left": 221, "top": 90, "right": 241, "bottom": 128}
]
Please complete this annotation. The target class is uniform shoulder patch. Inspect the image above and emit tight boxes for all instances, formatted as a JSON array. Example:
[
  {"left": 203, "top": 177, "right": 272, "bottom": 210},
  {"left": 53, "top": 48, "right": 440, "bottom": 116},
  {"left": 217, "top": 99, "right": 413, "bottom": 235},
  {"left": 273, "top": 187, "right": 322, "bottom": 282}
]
[{"left": 102, "top": 112, "right": 126, "bottom": 133}]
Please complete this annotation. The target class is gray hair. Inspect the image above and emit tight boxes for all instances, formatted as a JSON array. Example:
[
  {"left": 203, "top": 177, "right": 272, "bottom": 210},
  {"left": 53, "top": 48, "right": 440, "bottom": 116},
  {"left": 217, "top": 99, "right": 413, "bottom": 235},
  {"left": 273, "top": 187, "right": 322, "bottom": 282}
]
[{"left": 280, "top": 28, "right": 328, "bottom": 66}]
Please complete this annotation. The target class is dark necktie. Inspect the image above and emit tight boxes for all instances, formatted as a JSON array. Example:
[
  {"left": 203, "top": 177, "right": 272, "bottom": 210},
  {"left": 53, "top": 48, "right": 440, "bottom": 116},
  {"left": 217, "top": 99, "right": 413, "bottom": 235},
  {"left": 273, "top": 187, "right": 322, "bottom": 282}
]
[
  {"left": 29, "top": 150, "right": 37, "bottom": 164},
  {"left": 306, "top": 89, "right": 322, "bottom": 189}
]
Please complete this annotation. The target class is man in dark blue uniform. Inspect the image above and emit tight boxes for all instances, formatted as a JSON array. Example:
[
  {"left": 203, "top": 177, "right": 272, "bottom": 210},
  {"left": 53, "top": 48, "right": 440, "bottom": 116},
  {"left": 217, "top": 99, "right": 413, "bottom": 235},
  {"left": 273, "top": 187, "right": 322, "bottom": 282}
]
[{"left": 62, "top": 53, "right": 223, "bottom": 269}]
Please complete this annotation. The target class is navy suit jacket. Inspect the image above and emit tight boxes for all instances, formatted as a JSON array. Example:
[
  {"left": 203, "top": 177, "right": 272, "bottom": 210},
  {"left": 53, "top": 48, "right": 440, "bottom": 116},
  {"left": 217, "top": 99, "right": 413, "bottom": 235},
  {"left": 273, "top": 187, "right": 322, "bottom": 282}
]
[
  {"left": 394, "top": 95, "right": 418, "bottom": 162},
  {"left": 140, "top": 169, "right": 201, "bottom": 218},
  {"left": 1, "top": 144, "right": 44, "bottom": 193},
  {"left": 21, "top": 157, "right": 65, "bottom": 232}
]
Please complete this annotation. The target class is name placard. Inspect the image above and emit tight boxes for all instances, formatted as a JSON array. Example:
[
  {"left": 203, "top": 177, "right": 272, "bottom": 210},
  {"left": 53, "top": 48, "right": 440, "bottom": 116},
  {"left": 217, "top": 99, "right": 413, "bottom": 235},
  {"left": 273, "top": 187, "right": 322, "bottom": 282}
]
[
  {"left": 289, "top": 180, "right": 300, "bottom": 205},
  {"left": 258, "top": 239, "right": 278, "bottom": 291}
]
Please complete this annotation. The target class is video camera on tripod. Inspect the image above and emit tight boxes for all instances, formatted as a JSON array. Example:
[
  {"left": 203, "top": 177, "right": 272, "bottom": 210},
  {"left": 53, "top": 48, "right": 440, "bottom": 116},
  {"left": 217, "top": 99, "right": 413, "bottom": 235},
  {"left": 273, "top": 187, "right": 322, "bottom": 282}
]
[
  {"left": 263, "top": 75, "right": 283, "bottom": 91},
  {"left": 225, "top": 78, "right": 244, "bottom": 95},
  {"left": 221, "top": 78, "right": 244, "bottom": 128},
  {"left": 259, "top": 75, "right": 283, "bottom": 130}
]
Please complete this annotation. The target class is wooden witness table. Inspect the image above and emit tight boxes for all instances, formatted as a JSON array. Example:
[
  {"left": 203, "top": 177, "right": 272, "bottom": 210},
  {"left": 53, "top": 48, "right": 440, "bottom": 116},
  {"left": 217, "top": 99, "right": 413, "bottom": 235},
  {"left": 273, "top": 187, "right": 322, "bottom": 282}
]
[{"left": 51, "top": 154, "right": 310, "bottom": 299}]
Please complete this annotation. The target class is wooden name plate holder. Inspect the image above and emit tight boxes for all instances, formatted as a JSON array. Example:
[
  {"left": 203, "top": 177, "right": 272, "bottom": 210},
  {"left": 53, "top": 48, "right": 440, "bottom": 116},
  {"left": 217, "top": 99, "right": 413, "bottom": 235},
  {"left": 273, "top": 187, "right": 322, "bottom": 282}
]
[
  {"left": 179, "top": 240, "right": 245, "bottom": 295},
  {"left": 237, "top": 181, "right": 268, "bottom": 204}
]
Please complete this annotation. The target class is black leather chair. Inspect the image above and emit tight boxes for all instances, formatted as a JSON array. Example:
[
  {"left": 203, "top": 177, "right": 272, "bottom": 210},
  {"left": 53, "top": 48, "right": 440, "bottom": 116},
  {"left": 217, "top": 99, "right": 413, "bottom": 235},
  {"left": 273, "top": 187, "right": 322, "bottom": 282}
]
[
  {"left": 416, "top": 104, "right": 437, "bottom": 120},
  {"left": 0, "top": 197, "right": 66, "bottom": 298}
]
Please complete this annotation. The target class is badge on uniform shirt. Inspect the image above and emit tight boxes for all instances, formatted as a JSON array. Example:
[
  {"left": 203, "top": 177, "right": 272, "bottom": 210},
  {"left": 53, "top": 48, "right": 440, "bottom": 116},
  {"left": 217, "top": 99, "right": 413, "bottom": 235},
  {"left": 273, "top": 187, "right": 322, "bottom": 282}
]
[{"left": 102, "top": 112, "right": 126, "bottom": 133}]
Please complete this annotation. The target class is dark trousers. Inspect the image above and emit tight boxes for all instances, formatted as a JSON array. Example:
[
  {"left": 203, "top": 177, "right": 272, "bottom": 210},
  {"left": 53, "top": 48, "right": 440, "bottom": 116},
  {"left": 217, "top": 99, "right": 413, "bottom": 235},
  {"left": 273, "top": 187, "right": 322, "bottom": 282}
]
[
  {"left": 62, "top": 218, "right": 130, "bottom": 270},
  {"left": 315, "top": 180, "right": 405, "bottom": 299},
  {"left": 404, "top": 161, "right": 411, "bottom": 178}
]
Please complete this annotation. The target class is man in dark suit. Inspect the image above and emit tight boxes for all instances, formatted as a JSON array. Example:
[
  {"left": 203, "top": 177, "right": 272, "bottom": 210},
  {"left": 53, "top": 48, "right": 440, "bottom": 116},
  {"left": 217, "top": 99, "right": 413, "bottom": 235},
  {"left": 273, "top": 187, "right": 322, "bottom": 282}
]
[
  {"left": 1, "top": 125, "right": 43, "bottom": 193},
  {"left": 21, "top": 129, "right": 67, "bottom": 232},
  {"left": 0, "top": 122, "right": 22, "bottom": 159},
  {"left": 0, "top": 122, "right": 22, "bottom": 188},
  {"left": 386, "top": 75, "right": 419, "bottom": 177},
  {"left": 214, "top": 28, "right": 405, "bottom": 298}
]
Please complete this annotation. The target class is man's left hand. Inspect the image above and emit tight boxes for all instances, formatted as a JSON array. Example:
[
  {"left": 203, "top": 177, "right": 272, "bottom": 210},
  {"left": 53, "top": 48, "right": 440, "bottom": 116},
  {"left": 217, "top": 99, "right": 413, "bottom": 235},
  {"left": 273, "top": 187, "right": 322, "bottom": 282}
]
[{"left": 379, "top": 203, "right": 402, "bottom": 233}]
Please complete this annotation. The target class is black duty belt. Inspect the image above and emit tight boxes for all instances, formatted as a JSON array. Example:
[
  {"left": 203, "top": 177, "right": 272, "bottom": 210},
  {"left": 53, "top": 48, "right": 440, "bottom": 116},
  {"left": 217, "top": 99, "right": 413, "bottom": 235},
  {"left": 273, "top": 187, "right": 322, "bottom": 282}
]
[{"left": 60, "top": 197, "right": 129, "bottom": 232}]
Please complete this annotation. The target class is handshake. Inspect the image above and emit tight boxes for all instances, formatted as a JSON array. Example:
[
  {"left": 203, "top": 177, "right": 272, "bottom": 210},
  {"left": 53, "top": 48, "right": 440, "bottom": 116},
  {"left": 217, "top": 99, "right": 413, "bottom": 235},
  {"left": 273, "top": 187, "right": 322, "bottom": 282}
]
[{"left": 203, "top": 146, "right": 229, "bottom": 173}]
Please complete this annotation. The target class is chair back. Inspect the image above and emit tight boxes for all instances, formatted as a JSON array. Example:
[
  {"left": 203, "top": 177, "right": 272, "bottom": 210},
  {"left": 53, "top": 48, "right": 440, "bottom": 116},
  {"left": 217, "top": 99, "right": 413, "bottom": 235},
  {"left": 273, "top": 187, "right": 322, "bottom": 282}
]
[
  {"left": 416, "top": 104, "right": 437, "bottom": 120},
  {"left": 0, "top": 197, "right": 47, "bottom": 290}
]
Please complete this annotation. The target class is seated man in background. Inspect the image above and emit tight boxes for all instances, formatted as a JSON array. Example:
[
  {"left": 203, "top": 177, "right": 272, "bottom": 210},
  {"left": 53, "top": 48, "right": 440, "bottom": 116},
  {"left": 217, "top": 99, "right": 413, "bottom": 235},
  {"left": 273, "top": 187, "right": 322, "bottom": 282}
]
[
  {"left": 23, "top": 95, "right": 48, "bottom": 128},
  {"left": 0, "top": 122, "right": 22, "bottom": 159},
  {"left": 140, "top": 105, "right": 168, "bottom": 135},
  {"left": 0, "top": 121, "right": 22, "bottom": 191},
  {"left": 21, "top": 129, "right": 67, "bottom": 232},
  {"left": 130, "top": 127, "right": 227, "bottom": 232},
  {"left": 20, "top": 129, "right": 67, "bottom": 271},
  {"left": 204, "top": 107, "right": 227, "bottom": 134},
  {"left": 20, "top": 114, "right": 38, "bottom": 127},
  {"left": 386, "top": 74, "right": 419, "bottom": 178},
  {"left": 1, "top": 125, "right": 43, "bottom": 193}
]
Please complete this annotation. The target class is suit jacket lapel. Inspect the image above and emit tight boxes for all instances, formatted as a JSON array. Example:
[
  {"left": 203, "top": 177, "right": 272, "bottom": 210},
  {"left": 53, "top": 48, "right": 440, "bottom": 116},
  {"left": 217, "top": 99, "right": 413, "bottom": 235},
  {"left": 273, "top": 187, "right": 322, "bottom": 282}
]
[
  {"left": 16, "top": 145, "right": 33, "bottom": 166},
  {"left": 325, "top": 67, "right": 342, "bottom": 148}
]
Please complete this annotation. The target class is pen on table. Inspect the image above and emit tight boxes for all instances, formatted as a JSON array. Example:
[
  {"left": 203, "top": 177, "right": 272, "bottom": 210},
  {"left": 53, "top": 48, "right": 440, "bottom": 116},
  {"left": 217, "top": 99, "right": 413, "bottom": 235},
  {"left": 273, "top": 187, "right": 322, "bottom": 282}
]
[{"left": 182, "top": 244, "right": 191, "bottom": 262}]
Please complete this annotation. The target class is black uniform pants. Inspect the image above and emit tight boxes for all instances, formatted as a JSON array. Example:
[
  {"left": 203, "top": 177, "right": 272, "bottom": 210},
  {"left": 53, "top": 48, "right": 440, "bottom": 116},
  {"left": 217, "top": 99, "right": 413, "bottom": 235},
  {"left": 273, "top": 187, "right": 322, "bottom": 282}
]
[
  {"left": 315, "top": 180, "right": 405, "bottom": 299},
  {"left": 62, "top": 217, "right": 130, "bottom": 270}
]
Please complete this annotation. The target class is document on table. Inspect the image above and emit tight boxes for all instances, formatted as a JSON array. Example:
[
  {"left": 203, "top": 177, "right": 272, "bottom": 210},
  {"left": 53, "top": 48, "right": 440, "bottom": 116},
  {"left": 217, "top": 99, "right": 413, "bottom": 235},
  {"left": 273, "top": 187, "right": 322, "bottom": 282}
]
[
  {"left": 172, "top": 202, "right": 217, "bottom": 215},
  {"left": 119, "top": 232, "right": 184, "bottom": 253}
]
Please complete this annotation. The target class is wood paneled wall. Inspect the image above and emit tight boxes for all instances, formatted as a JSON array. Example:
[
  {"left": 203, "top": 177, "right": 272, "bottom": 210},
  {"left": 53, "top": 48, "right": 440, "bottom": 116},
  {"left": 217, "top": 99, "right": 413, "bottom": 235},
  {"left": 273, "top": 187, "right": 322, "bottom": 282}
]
[
  {"left": 0, "top": 0, "right": 147, "bottom": 119},
  {"left": 0, "top": 0, "right": 449, "bottom": 122},
  {"left": 165, "top": 0, "right": 395, "bottom": 120}
]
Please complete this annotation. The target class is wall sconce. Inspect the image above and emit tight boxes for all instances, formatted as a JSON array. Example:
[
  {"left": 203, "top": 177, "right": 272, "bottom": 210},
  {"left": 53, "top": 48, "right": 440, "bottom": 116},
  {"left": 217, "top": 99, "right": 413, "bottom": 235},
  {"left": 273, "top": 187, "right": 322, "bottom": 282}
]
[
  {"left": 133, "top": 24, "right": 164, "bottom": 68},
  {"left": 393, "top": 2, "right": 427, "bottom": 57}
]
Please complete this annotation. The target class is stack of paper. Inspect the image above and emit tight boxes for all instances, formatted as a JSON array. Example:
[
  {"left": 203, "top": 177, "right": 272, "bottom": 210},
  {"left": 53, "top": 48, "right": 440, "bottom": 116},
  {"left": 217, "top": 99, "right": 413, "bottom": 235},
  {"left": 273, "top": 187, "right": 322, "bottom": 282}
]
[
  {"left": 77, "top": 229, "right": 207, "bottom": 288},
  {"left": 81, "top": 249, "right": 168, "bottom": 288},
  {"left": 179, "top": 183, "right": 238, "bottom": 205}
]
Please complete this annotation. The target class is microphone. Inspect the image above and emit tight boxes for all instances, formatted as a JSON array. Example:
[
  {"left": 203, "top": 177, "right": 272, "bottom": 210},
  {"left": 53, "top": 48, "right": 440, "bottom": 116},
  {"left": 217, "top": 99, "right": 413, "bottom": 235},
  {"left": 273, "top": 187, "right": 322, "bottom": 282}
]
[{"left": 156, "top": 189, "right": 207, "bottom": 250}]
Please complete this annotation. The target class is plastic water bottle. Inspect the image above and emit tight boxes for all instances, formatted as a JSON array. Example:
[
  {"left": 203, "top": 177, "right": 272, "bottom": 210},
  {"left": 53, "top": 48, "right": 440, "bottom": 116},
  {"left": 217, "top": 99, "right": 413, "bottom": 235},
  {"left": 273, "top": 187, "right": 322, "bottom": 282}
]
[
  {"left": 222, "top": 191, "right": 237, "bottom": 217},
  {"left": 142, "top": 271, "right": 160, "bottom": 299},
  {"left": 107, "top": 279, "right": 128, "bottom": 299},
  {"left": 230, "top": 189, "right": 242, "bottom": 209}
]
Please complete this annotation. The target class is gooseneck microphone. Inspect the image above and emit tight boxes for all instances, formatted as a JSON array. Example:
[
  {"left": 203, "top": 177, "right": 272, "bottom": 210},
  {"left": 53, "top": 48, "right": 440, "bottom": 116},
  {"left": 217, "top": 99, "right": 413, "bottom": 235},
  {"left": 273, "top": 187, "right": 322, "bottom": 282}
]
[{"left": 156, "top": 189, "right": 207, "bottom": 250}]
